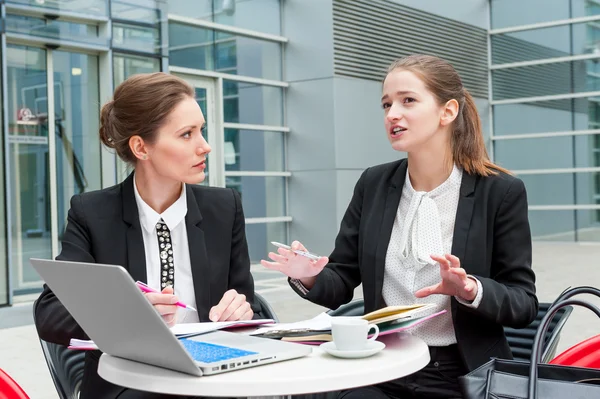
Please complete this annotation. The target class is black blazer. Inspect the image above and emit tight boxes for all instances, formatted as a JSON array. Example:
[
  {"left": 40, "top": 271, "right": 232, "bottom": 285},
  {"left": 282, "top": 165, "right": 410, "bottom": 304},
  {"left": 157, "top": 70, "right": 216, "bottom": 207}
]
[
  {"left": 292, "top": 159, "right": 538, "bottom": 371},
  {"left": 34, "top": 173, "right": 259, "bottom": 398}
]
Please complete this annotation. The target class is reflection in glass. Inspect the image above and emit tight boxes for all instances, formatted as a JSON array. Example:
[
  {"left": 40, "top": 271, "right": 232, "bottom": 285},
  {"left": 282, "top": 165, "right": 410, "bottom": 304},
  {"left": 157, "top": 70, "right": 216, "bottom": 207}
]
[
  {"left": 226, "top": 176, "right": 286, "bottom": 218},
  {"left": 168, "top": 23, "right": 282, "bottom": 80},
  {"left": 490, "top": 0, "right": 596, "bottom": 30},
  {"left": 224, "top": 129, "right": 285, "bottom": 172},
  {"left": 495, "top": 135, "right": 600, "bottom": 170},
  {"left": 246, "top": 222, "right": 288, "bottom": 264},
  {"left": 491, "top": 20, "right": 600, "bottom": 65},
  {"left": 223, "top": 80, "right": 283, "bottom": 125},
  {"left": 492, "top": 97, "right": 591, "bottom": 136},
  {"left": 492, "top": 60, "right": 593, "bottom": 101},
  {"left": 528, "top": 209, "right": 600, "bottom": 242},
  {"left": 5, "top": 14, "right": 106, "bottom": 46},
  {"left": 167, "top": 0, "right": 282, "bottom": 35},
  {"left": 113, "top": 54, "right": 160, "bottom": 87},
  {"left": 6, "top": 45, "right": 51, "bottom": 292},
  {"left": 52, "top": 51, "right": 102, "bottom": 253},
  {"left": 111, "top": 0, "right": 162, "bottom": 23},
  {"left": 7, "top": 0, "right": 108, "bottom": 16},
  {"left": 113, "top": 23, "right": 161, "bottom": 54}
]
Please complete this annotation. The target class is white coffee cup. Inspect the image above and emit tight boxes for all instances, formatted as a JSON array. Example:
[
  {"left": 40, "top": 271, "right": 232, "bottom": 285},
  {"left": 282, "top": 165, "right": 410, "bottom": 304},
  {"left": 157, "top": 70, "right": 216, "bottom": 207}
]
[{"left": 330, "top": 317, "right": 379, "bottom": 351}]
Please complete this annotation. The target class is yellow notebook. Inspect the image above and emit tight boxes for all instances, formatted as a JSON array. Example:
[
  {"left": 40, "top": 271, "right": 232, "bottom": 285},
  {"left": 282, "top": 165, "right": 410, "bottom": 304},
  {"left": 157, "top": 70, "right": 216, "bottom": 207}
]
[{"left": 361, "top": 304, "right": 435, "bottom": 324}]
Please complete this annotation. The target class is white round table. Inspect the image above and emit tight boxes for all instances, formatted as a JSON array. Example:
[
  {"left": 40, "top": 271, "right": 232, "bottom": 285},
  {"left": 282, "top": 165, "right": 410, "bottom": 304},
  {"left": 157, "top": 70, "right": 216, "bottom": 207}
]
[{"left": 98, "top": 333, "right": 430, "bottom": 398}]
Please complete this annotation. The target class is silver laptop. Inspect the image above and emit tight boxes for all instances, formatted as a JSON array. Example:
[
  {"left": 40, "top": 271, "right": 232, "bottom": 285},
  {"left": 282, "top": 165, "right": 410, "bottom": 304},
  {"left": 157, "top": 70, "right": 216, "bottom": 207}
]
[{"left": 30, "top": 258, "right": 311, "bottom": 376}]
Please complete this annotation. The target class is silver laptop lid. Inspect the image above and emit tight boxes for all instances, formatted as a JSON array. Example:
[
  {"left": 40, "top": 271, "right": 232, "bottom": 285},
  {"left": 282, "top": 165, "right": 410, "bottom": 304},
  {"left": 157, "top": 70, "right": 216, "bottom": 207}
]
[{"left": 31, "top": 258, "right": 202, "bottom": 376}]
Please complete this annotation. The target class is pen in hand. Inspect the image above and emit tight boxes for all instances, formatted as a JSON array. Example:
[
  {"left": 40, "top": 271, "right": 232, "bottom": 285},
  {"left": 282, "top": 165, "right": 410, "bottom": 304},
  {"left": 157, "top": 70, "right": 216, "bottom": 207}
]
[{"left": 135, "top": 281, "right": 197, "bottom": 312}]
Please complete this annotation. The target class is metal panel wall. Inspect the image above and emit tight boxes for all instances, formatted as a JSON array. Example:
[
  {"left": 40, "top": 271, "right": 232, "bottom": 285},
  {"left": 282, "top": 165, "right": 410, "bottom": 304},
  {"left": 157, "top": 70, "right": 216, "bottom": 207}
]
[{"left": 332, "top": 0, "right": 488, "bottom": 98}]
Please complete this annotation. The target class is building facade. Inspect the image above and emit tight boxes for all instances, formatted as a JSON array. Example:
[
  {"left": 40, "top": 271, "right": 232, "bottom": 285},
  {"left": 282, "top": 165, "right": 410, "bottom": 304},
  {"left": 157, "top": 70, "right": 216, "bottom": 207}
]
[{"left": 0, "top": 0, "right": 598, "bottom": 306}]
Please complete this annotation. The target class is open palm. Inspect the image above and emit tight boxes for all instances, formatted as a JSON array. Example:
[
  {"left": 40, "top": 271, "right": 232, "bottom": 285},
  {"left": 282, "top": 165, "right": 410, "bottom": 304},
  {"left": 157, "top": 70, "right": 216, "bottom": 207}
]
[
  {"left": 260, "top": 241, "right": 329, "bottom": 280},
  {"left": 414, "top": 254, "right": 477, "bottom": 301}
]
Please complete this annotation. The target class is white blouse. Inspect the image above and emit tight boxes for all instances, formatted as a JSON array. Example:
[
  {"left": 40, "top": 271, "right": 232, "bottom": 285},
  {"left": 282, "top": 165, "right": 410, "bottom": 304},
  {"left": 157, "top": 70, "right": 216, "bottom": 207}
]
[{"left": 382, "top": 164, "right": 482, "bottom": 346}]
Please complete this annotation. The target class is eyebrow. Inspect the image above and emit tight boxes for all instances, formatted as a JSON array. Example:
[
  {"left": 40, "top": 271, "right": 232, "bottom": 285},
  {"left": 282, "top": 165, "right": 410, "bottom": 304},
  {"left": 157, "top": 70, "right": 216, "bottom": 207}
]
[
  {"left": 381, "top": 90, "right": 417, "bottom": 101},
  {"left": 175, "top": 123, "right": 204, "bottom": 133}
]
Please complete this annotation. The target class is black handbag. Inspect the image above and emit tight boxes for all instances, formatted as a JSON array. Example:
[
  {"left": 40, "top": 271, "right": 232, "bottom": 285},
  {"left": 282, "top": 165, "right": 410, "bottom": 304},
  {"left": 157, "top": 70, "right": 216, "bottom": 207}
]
[{"left": 459, "top": 286, "right": 600, "bottom": 399}]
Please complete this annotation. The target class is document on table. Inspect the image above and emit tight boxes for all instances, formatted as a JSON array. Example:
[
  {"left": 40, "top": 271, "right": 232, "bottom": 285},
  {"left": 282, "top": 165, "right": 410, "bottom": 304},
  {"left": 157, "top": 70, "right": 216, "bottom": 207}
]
[{"left": 249, "top": 313, "right": 333, "bottom": 336}]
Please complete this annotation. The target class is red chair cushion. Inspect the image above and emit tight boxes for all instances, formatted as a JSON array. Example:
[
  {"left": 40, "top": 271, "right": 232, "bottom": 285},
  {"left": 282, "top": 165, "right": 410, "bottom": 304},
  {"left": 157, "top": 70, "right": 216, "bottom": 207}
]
[
  {"left": 549, "top": 334, "right": 600, "bottom": 369},
  {"left": 0, "top": 368, "right": 29, "bottom": 399}
]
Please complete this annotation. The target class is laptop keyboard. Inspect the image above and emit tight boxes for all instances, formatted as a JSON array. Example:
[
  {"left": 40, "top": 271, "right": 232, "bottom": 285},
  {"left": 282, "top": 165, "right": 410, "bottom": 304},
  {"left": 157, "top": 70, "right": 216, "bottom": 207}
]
[{"left": 179, "top": 338, "right": 258, "bottom": 364}]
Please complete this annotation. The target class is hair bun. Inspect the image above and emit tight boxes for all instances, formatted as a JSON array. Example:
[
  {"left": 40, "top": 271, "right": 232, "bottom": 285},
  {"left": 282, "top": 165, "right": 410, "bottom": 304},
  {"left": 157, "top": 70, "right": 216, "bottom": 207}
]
[{"left": 99, "top": 100, "right": 116, "bottom": 149}]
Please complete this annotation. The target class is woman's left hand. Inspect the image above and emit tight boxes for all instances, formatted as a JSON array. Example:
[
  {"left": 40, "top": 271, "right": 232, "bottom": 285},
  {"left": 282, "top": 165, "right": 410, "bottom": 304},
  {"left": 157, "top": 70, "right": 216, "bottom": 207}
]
[
  {"left": 209, "top": 289, "right": 254, "bottom": 322},
  {"left": 414, "top": 254, "right": 478, "bottom": 302}
]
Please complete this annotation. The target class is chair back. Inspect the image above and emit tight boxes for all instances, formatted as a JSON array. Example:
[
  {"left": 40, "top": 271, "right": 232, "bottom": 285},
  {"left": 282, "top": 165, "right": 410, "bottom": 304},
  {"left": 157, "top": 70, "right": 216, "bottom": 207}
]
[
  {"left": 504, "top": 302, "right": 573, "bottom": 362},
  {"left": 254, "top": 292, "right": 279, "bottom": 322},
  {"left": 0, "top": 368, "right": 30, "bottom": 399},
  {"left": 38, "top": 339, "right": 85, "bottom": 399}
]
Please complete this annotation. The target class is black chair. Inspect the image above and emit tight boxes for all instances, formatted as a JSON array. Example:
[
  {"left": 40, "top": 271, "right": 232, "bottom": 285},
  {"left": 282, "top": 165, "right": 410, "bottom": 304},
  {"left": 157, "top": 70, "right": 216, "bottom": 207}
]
[
  {"left": 38, "top": 339, "right": 85, "bottom": 399},
  {"left": 36, "top": 292, "right": 279, "bottom": 399},
  {"left": 255, "top": 292, "right": 279, "bottom": 322},
  {"left": 325, "top": 299, "right": 573, "bottom": 363},
  {"left": 504, "top": 302, "right": 573, "bottom": 363}
]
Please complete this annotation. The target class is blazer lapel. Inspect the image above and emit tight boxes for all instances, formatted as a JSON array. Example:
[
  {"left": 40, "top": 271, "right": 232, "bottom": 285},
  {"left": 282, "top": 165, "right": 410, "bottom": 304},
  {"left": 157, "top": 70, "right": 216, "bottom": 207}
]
[
  {"left": 374, "top": 160, "right": 407, "bottom": 308},
  {"left": 185, "top": 186, "right": 212, "bottom": 321},
  {"left": 451, "top": 172, "right": 477, "bottom": 268},
  {"left": 122, "top": 173, "right": 147, "bottom": 283}
]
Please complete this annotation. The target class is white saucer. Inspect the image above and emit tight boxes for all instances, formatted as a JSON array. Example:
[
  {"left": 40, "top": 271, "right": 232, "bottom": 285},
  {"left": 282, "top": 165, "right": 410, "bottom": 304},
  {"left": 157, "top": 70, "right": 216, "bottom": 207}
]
[{"left": 320, "top": 340, "right": 386, "bottom": 359}]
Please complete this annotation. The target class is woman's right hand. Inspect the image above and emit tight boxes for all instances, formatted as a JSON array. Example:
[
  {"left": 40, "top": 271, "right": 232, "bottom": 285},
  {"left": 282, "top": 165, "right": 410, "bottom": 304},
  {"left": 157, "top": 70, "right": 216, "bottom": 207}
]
[
  {"left": 260, "top": 241, "right": 329, "bottom": 285},
  {"left": 144, "top": 286, "right": 178, "bottom": 327}
]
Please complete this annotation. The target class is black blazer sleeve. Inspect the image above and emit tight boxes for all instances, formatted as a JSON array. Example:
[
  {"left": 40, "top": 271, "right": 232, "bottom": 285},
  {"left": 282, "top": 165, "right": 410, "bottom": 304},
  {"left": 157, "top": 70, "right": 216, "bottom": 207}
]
[
  {"left": 466, "top": 178, "right": 537, "bottom": 328},
  {"left": 295, "top": 169, "right": 369, "bottom": 309},
  {"left": 34, "top": 195, "right": 91, "bottom": 345},
  {"left": 228, "top": 189, "right": 261, "bottom": 317}
]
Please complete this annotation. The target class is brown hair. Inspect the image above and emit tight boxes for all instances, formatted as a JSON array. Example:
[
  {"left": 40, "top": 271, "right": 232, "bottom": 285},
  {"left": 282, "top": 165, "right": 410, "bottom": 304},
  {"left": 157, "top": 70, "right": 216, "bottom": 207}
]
[
  {"left": 99, "top": 72, "right": 195, "bottom": 164},
  {"left": 386, "top": 54, "right": 509, "bottom": 176}
]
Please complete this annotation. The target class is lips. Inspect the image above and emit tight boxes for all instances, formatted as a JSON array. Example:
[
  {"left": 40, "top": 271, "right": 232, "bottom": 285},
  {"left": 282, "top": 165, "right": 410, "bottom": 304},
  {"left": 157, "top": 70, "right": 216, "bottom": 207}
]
[
  {"left": 390, "top": 125, "right": 407, "bottom": 137},
  {"left": 193, "top": 160, "right": 206, "bottom": 168}
]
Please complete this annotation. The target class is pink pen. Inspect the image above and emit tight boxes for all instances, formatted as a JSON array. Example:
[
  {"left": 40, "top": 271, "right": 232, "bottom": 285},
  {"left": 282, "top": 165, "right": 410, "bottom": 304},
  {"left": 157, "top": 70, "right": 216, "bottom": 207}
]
[{"left": 135, "top": 281, "right": 197, "bottom": 312}]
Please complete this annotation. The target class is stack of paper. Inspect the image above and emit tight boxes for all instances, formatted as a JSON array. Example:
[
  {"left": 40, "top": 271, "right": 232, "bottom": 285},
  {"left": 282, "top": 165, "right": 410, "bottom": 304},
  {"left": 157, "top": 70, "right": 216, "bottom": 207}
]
[{"left": 68, "top": 318, "right": 274, "bottom": 350}]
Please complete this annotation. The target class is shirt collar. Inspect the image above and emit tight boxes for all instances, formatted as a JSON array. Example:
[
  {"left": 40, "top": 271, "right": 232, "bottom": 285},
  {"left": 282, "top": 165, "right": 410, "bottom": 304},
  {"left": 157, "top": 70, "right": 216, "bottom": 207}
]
[
  {"left": 133, "top": 174, "right": 188, "bottom": 234},
  {"left": 405, "top": 163, "right": 463, "bottom": 197}
]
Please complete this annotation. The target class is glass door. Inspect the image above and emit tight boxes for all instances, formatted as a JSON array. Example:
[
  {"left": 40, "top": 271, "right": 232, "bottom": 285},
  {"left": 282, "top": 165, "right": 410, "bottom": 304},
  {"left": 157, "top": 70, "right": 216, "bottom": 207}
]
[
  {"left": 6, "top": 45, "right": 52, "bottom": 293},
  {"left": 5, "top": 45, "right": 102, "bottom": 295},
  {"left": 173, "top": 74, "right": 221, "bottom": 187}
]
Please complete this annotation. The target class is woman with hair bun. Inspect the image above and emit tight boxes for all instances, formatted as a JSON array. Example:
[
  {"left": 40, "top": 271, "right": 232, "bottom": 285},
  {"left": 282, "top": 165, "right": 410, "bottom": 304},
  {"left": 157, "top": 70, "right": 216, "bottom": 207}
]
[{"left": 35, "top": 72, "right": 257, "bottom": 399}]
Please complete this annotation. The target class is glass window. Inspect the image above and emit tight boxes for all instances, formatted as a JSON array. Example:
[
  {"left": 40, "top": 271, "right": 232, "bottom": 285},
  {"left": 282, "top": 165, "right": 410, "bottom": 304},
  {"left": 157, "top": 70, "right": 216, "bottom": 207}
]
[
  {"left": 490, "top": 0, "right": 597, "bottom": 30},
  {"left": 111, "top": 0, "right": 162, "bottom": 24},
  {"left": 528, "top": 209, "right": 600, "bottom": 241},
  {"left": 492, "top": 96, "right": 594, "bottom": 135},
  {"left": 169, "top": 23, "right": 282, "bottom": 80},
  {"left": 492, "top": 21, "right": 600, "bottom": 65},
  {"left": 224, "top": 129, "right": 285, "bottom": 172},
  {"left": 113, "top": 23, "right": 161, "bottom": 54},
  {"left": 167, "top": 0, "right": 281, "bottom": 35},
  {"left": 495, "top": 135, "right": 600, "bottom": 170},
  {"left": 53, "top": 50, "right": 103, "bottom": 246},
  {"left": 113, "top": 54, "right": 160, "bottom": 87},
  {"left": 5, "top": 14, "right": 107, "bottom": 47},
  {"left": 7, "top": 0, "right": 108, "bottom": 16},
  {"left": 246, "top": 222, "right": 288, "bottom": 264},
  {"left": 520, "top": 171, "right": 600, "bottom": 206},
  {"left": 491, "top": 60, "right": 595, "bottom": 101},
  {"left": 223, "top": 80, "right": 283, "bottom": 125},
  {"left": 226, "top": 176, "right": 286, "bottom": 218}
]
